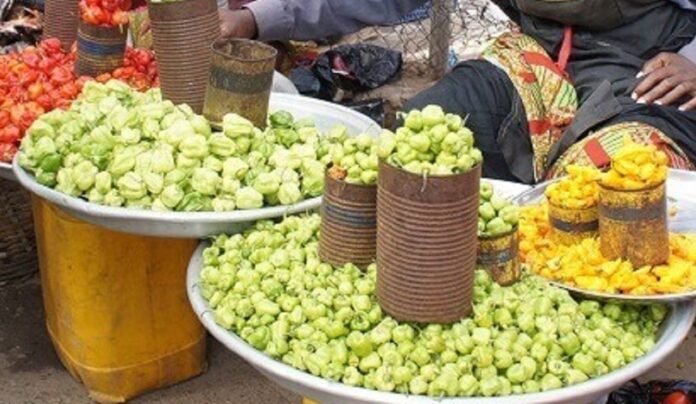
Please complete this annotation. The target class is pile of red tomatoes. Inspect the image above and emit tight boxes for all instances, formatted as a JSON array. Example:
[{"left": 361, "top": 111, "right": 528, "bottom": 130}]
[{"left": 0, "top": 38, "right": 158, "bottom": 162}]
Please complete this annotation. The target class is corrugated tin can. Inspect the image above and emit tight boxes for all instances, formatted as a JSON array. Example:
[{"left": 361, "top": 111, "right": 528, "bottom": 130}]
[
  {"left": 203, "top": 38, "right": 277, "bottom": 128},
  {"left": 376, "top": 161, "right": 481, "bottom": 324},
  {"left": 148, "top": 0, "right": 221, "bottom": 113},
  {"left": 43, "top": 0, "right": 79, "bottom": 51},
  {"left": 75, "top": 23, "right": 128, "bottom": 77},
  {"left": 477, "top": 228, "right": 520, "bottom": 286},
  {"left": 599, "top": 181, "right": 669, "bottom": 267},
  {"left": 548, "top": 202, "right": 598, "bottom": 245},
  {"left": 319, "top": 172, "right": 376, "bottom": 270}
]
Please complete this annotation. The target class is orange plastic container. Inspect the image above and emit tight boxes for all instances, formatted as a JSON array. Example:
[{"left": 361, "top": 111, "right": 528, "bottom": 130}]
[{"left": 32, "top": 197, "right": 206, "bottom": 403}]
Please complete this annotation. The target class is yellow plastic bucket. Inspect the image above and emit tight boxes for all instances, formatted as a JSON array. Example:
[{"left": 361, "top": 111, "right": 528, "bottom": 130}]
[{"left": 32, "top": 197, "right": 206, "bottom": 403}]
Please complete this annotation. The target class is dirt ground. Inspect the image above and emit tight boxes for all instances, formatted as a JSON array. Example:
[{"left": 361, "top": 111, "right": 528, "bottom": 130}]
[{"left": 0, "top": 276, "right": 695, "bottom": 404}]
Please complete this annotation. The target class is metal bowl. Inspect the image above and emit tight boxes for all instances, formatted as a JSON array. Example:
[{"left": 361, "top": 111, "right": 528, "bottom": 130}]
[
  {"left": 187, "top": 241, "right": 696, "bottom": 404},
  {"left": 484, "top": 179, "right": 531, "bottom": 200},
  {"left": 515, "top": 169, "right": 696, "bottom": 303},
  {"left": 0, "top": 161, "right": 14, "bottom": 181},
  {"left": 12, "top": 93, "right": 381, "bottom": 238}
]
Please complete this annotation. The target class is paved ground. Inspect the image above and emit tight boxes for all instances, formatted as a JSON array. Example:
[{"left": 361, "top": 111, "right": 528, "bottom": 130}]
[{"left": 1, "top": 276, "right": 695, "bottom": 404}]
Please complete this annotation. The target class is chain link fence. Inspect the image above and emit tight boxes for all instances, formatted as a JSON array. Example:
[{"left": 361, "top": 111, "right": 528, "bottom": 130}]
[{"left": 333, "top": 0, "right": 514, "bottom": 113}]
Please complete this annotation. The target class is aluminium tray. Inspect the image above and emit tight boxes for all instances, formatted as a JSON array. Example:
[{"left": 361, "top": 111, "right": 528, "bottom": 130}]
[
  {"left": 515, "top": 169, "right": 696, "bottom": 303},
  {"left": 13, "top": 93, "right": 381, "bottom": 238},
  {"left": 187, "top": 239, "right": 696, "bottom": 404}
]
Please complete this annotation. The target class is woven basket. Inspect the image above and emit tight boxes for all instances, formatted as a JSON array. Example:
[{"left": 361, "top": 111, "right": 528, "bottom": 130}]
[{"left": 0, "top": 179, "right": 37, "bottom": 285}]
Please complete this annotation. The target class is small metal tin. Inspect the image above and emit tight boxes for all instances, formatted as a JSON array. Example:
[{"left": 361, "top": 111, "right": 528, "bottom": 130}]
[
  {"left": 319, "top": 172, "right": 376, "bottom": 270},
  {"left": 477, "top": 228, "right": 520, "bottom": 286},
  {"left": 599, "top": 181, "right": 669, "bottom": 267},
  {"left": 376, "top": 161, "right": 481, "bottom": 324},
  {"left": 548, "top": 202, "right": 599, "bottom": 245},
  {"left": 76, "top": 22, "right": 128, "bottom": 77},
  {"left": 203, "top": 38, "right": 277, "bottom": 128},
  {"left": 148, "top": 0, "right": 221, "bottom": 112},
  {"left": 43, "top": 0, "right": 79, "bottom": 51}
]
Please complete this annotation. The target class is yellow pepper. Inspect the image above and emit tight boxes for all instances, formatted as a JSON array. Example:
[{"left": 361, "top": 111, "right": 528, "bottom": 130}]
[
  {"left": 545, "top": 165, "right": 601, "bottom": 209},
  {"left": 601, "top": 137, "right": 668, "bottom": 190},
  {"left": 519, "top": 203, "right": 696, "bottom": 296}
]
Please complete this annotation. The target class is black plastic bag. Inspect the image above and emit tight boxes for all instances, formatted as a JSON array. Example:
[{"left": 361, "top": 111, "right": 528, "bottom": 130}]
[
  {"left": 289, "top": 67, "right": 325, "bottom": 98},
  {"left": 343, "top": 98, "right": 385, "bottom": 127},
  {"left": 608, "top": 379, "right": 696, "bottom": 404},
  {"left": 314, "top": 43, "right": 402, "bottom": 93}
]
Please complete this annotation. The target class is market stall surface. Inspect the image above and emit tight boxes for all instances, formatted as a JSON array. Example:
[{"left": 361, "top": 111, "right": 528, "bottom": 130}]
[{"left": 1, "top": 276, "right": 695, "bottom": 404}]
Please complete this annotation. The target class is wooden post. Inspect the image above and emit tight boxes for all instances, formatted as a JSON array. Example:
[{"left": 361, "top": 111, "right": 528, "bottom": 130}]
[{"left": 429, "top": 0, "right": 453, "bottom": 79}]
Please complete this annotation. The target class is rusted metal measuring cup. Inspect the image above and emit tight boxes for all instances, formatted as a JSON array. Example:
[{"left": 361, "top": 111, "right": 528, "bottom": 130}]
[
  {"left": 598, "top": 181, "right": 669, "bottom": 267},
  {"left": 319, "top": 170, "right": 377, "bottom": 270},
  {"left": 203, "top": 38, "right": 277, "bottom": 128},
  {"left": 376, "top": 161, "right": 481, "bottom": 324},
  {"left": 76, "top": 22, "right": 128, "bottom": 77},
  {"left": 477, "top": 228, "right": 521, "bottom": 286}
]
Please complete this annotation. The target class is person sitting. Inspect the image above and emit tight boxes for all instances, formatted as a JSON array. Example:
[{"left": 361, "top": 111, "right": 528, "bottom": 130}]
[{"left": 220, "top": 0, "right": 696, "bottom": 183}]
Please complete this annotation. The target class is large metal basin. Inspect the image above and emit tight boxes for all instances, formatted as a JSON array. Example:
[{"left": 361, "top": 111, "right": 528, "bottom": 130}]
[
  {"left": 186, "top": 173, "right": 696, "bottom": 404},
  {"left": 13, "top": 93, "right": 380, "bottom": 238}
]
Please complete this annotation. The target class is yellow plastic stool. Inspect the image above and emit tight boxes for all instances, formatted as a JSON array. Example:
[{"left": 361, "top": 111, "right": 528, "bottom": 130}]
[{"left": 32, "top": 197, "right": 206, "bottom": 403}]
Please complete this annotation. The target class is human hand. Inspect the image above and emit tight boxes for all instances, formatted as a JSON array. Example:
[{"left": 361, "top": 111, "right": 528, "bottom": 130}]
[
  {"left": 633, "top": 52, "right": 696, "bottom": 111},
  {"left": 220, "top": 8, "right": 258, "bottom": 39}
]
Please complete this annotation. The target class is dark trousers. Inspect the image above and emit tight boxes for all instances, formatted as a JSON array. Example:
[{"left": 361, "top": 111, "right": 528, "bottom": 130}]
[
  {"left": 402, "top": 60, "right": 534, "bottom": 183},
  {"left": 402, "top": 60, "right": 696, "bottom": 184}
]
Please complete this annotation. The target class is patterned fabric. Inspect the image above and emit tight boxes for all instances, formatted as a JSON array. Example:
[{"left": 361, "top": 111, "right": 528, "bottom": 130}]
[
  {"left": 129, "top": 8, "right": 152, "bottom": 50},
  {"left": 546, "top": 121, "right": 695, "bottom": 179},
  {"left": 482, "top": 33, "right": 578, "bottom": 181},
  {"left": 482, "top": 32, "right": 693, "bottom": 181}
]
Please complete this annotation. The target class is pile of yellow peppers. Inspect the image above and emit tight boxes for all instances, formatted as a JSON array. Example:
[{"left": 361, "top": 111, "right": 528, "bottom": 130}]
[
  {"left": 545, "top": 165, "right": 601, "bottom": 209},
  {"left": 519, "top": 204, "right": 696, "bottom": 295},
  {"left": 602, "top": 137, "right": 669, "bottom": 190}
]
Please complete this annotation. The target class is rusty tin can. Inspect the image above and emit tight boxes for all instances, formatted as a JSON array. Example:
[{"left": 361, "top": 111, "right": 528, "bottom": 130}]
[
  {"left": 148, "top": 0, "right": 221, "bottom": 112},
  {"left": 203, "top": 38, "right": 277, "bottom": 129},
  {"left": 598, "top": 181, "right": 669, "bottom": 267},
  {"left": 477, "top": 228, "right": 520, "bottom": 286},
  {"left": 548, "top": 202, "right": 599, "bottom": 245},
  {"left": 43, "top": 0, "right": 79, "bottom": 51},
  {"left": 376, "top": 161, "right": 481, "bottom": 324},
  {"left": 319, "top": 172, "right": 376, "bottom": 270},
  {"left": 76, "top": 23, "right": 128, "bottom": 77}
]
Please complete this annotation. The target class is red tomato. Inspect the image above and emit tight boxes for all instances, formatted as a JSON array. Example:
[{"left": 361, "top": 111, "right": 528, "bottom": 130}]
[
  {"left": 50, "top": 66, "right": 74, "bottom": 85},
  {"left": 0, "top": 125, "right": 20, "bottom": 144},
  {"left": 38, "top": 57, "right": 56, "bottom": 72},
  {"left": 133, "top": 77, "right": 151, "bottom": 91},
  {"left": 21, "top": 51, "right": 41, "bottom": 68},
  {"left": 135, "top": 50, "right": 153, "bottom": 67},
  {"left": 27, "top": 82, "right": 44, "bottom": 100},
  {"left": 95, "top": 73, "right": 112, "bottom": 83},
  {"left": 39, "top": 38, "right": 63, "bottom": 55},
  {"left": 664, "top": 392, "right": 692, "bottom": 404},
  {"left": 112, "top": 10, "right": 129, "bottom": 26},
  {"left": 8, "top": 105, "right": 25, "bottom": 125},
  {"left": 36, "top": 94, "right": 54, "bottom": 110},
  {"left": 101, "top": 0, "right": 118, "bottom": 10},
  {"left": 20, "top": 70, "right": 40, "bottom": 86},
  {"left": 75, "top": 76, "right": 92, "bottom": 89},
  {"left": 0, "top": 110, "right": 10, "bottom": 127},
  {"left": 82, "top": 5, "right": 104, "bottom": 25},
  {"left": 59, "top": 82, "right": 80, "bottom": 99},
  {"left": 0, "top": 143, "right": 18, "bottom": 162},
  {"left": 48, "top": 89, "right": 63, "bottom": 102},
  {"left": 54, "top": 98, "right": 73, "bottom": 109}
]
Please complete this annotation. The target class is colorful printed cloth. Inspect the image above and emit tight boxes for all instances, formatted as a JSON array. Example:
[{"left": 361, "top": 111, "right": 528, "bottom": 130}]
[
  {"left": 129, "top": 7, "right": 152, "bottom": 50},
  {"left": 482, "top": 32, "right": 693, "bottom": 180},
  {"left": 482, "top": 32, "right": 577, "bottom": 181},
  {"left": 547, "top": 121, "right": 694, "bottom": 178}
]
